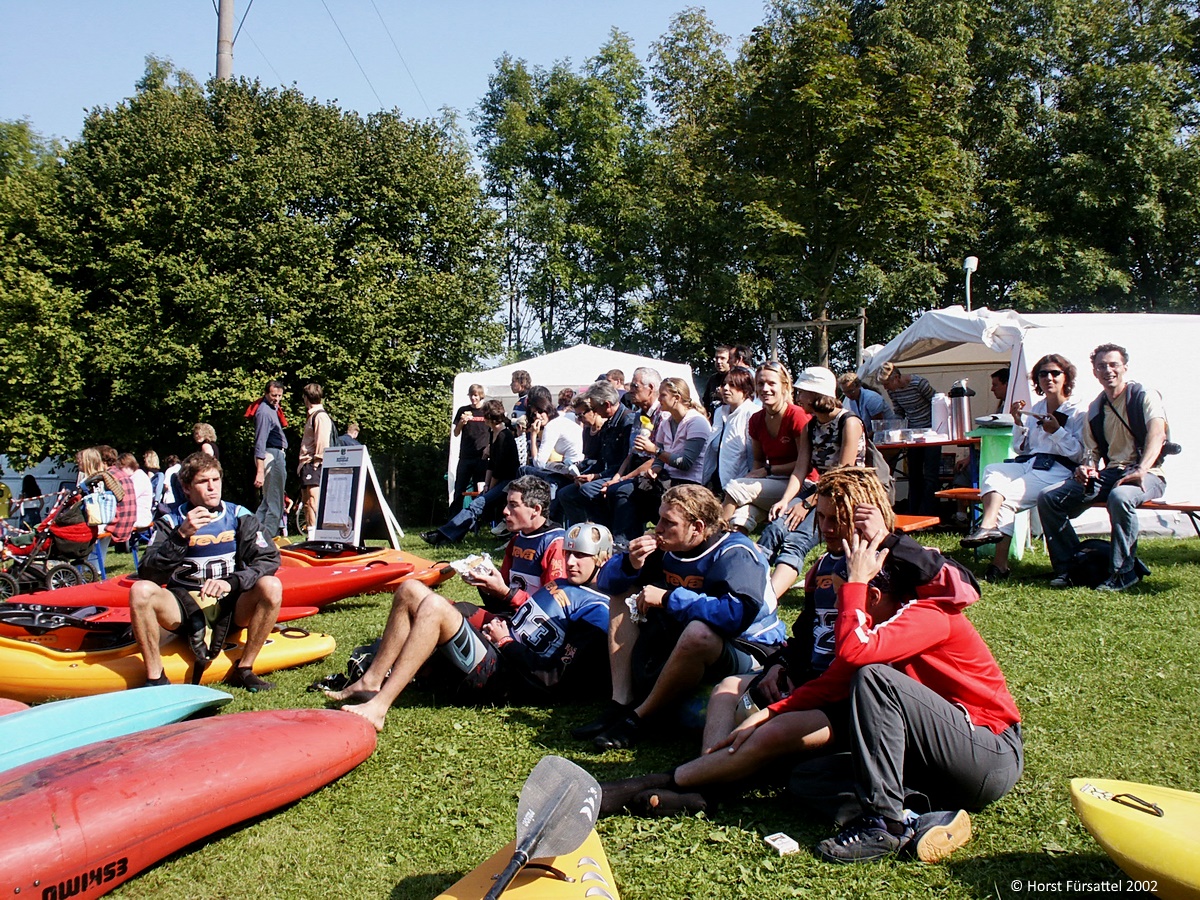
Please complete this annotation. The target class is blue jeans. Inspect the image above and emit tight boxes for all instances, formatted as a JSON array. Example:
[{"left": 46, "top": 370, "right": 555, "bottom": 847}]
[
  {"left": 255, "top": 447, "right": 286, "bottom": 538},
  {"left": 557, "top": 477, "right": 653, "bottom": 546},
  {"left": 515, "top": 465, "right": 575, "bottom": 522},
  {"left": 437, "top": 481, "right": 511, "bottom": 543},
  {"left": 757, "top": 499, "right": 820, "bottom": 573},
  {"left": 1037, "top": 466, "right": 1164, "bottom": 577}
]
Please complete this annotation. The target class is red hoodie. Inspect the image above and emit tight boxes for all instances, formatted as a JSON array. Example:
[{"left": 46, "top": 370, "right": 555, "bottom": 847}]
[{"left": 768, "top": 542, "right": 1020, "bottom": 736}]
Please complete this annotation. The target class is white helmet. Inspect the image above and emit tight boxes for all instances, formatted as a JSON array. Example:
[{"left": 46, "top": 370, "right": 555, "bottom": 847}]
[{"left": 564, "top": 523, "right": 614, "bottom": 557}]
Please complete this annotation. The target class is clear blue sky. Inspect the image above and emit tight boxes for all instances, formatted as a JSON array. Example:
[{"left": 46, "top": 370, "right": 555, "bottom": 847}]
[{"left": 1, "top": 1, "right": 767, "bottom": 143}]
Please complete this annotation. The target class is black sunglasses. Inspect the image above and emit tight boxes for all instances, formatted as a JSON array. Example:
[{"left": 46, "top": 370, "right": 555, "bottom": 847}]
[{"left": 1037, "top": 369, "right": 1064, "bottom": 378}]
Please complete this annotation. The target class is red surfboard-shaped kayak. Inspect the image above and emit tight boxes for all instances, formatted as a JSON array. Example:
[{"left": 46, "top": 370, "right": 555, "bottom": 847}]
[
  {"left": 8, "top": 560, "right": 411, "bottom": 609},
  {"left": 0, "top": 708, "right": 376, "bottom": 898}
]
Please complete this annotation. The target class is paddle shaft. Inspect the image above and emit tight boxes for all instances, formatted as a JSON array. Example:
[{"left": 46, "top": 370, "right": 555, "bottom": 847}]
[{"left": 483, "top": 849, "right": 528, "bottom": 900}]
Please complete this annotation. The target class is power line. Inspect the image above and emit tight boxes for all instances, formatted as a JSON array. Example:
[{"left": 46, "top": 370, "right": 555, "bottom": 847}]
[
  {"left": 233, "top": 0, "right": 255, "bottom": 46},
  {"left": 369, "top": 0, "right": 433, "bottom": 118},
  {"left": 245, "top": 32, "right": 286, "bottom": 88},
  {"left": 320, "top": 0, "right": 385, "bottom": 110}
]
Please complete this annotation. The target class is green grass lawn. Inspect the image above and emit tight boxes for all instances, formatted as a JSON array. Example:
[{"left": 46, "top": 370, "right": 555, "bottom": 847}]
[{"left": 98, "top": 528, "right": 1200, "bottom": 899}]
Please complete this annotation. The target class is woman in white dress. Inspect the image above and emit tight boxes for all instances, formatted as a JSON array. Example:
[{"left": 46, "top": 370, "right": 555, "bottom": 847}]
[{"left": 961, "top": 353, "right": 1085, "bottom": 581}]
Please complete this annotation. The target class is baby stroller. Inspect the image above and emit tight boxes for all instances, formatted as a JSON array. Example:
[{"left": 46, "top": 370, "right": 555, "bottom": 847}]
[{"left": 0, "top": 480, "right": 104, "bottom": 599}]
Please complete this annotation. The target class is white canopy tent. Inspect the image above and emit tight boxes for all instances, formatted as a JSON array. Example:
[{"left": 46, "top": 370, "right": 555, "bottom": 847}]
[
  {"left": 446, "top": 345, "right": 699, "bottom": 503},
  {"left": 858, "top": 306, "right": 1199, "bottom": 535}
]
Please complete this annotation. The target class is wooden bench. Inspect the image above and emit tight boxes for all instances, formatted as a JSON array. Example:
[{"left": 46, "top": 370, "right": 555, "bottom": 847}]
[
  {"left": 894, "top": 514, "right": 942, "bottom": 534},
  {"left": 934, "top": 488, "right": 1200, "bottom": 538}
]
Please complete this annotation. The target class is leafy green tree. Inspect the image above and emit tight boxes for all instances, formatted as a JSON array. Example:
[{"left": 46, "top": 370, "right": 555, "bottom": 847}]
[
  {"left": 0, "top": 121, "right": 86, "bottom": 465},
  {"left": 722, "top": 0, "right": 976, "bottom": 362},
  {"left": 476, "top": 32, "right": 655, "bottom": 354},
  {"left": 52, "top": 59, "right": 500, "bottom": 512},
  {"left": 639, "top": 9, "right": 750, "bottom": 366},
  {"left": 965, "top": 0, "right": 1200, "bottom": 312}
]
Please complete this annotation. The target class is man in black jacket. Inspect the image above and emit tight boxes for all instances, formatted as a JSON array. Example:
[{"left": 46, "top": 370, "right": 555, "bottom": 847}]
[{"left": 129, "top": 452, "right": 282, "bottom": 690}]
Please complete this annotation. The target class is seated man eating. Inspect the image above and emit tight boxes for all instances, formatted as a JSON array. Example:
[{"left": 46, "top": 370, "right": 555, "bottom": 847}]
[
  {"left": 129, "top": 451, "right": 282, "bottom": 691},
  {"left": 323, "top": 522, "right": 616, "bottom": 731},
  {"left": 573, "top": 484, "right": 787, "bottom": 750}
]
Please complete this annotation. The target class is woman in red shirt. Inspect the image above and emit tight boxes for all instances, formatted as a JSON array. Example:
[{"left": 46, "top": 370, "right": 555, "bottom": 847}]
[{"left": 720, "top": 361, "right": 810, "bottom": 532}]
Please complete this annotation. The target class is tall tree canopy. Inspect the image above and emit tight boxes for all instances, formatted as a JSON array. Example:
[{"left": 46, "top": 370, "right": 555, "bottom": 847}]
[
  {"left": 4, "top": 60, "right": 500, "bottom": 512},
  {"left": 475, "top": 32, "right": 655, "bottom": 353}
]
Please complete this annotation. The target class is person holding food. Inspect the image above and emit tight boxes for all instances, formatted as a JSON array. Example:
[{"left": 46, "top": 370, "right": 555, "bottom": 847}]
[{"left": 128, "top": 451, "right": 282, "bottom": 691}]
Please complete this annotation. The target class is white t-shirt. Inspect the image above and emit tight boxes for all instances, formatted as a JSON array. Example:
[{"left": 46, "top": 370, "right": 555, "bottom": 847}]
[
  {"left": 130, "top": 468, "right": 154, "bottom": 527},
  {"left": 534, "top": 415, "right": 584, "bottom": 470}
]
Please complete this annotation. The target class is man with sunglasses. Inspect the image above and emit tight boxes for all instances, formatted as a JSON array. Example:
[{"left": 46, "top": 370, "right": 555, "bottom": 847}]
[{"left": 1037, "top": 343, "right": 1169, "bottom": 591}]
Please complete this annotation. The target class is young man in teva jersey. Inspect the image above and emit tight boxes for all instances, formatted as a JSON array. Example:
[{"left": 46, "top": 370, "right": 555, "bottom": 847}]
[
  {"left": 457, "top": 475, "right": 567, "bottom": 614},
  {"left": 129, "top": 452, "right": 282, "bottom": 691},
  {"left": 323, "top": 522, "right": 615, "bottom": 732}
]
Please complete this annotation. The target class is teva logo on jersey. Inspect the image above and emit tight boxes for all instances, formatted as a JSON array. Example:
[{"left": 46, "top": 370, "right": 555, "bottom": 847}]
[{"left": 40, "top": 857, "right": 128, "bottom": 899}]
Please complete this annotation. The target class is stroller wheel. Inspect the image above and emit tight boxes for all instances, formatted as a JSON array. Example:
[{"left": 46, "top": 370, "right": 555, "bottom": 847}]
[
  {"left": 0, "top": 571, "right": 18, "bottom": 600},
  {"left": 44, "top": 563, "right": 83, "bottom": 592},
  {"left": 72, "top": 559, "right": 100, "bottom": 584}
]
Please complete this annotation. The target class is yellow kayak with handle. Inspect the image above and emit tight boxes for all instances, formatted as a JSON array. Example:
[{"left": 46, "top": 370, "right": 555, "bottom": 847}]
[
  {"left": 1070, "top": 778, "right": 1200, "bottom": 900},
  {"left": 435, "top": 829, "right": 619, "bottom": 900}
]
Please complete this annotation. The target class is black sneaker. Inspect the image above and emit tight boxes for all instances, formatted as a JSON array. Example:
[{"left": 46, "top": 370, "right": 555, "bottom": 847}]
[
  {"left": 983, "top": 564, "right": 1009, "bottom": 584},
  {"left": 420, "top": 530, "right": 446, "bottom": 547},
  {"left": 1096, "top": 569, "right": 1141, "bottom": 592},
  {"left": 911, "top": 809, "right": 972, "bottom": 863},
  {"left": 817, "top": 815, "right": 913, "bottom": 863},
  {"left": 592, "top": 712, "right": 641, "bottom": 751},
  {"left": 1048, "top": 573, "right": 1073, "bottom": 588},
  {"left": 571, "top": 702, "right": 630, "bottom": 740}
]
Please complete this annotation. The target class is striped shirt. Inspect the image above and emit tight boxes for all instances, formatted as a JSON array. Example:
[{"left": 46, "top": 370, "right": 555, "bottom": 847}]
[{"left": 887, "top": 375, "right": 934, "bottom": 429}]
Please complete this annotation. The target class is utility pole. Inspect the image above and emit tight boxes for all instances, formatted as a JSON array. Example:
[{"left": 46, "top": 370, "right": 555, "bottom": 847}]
[{"left": 216, "top": 0, "right": 235, "bottom": 81}]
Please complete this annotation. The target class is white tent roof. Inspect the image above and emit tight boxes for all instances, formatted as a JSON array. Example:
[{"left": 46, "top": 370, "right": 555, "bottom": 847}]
[
  {"left": 446, "top": 344, "right": 699, "bottom": 502},
  {"left": 858, "top": 306, "right": 1199, "bottom": 535}
]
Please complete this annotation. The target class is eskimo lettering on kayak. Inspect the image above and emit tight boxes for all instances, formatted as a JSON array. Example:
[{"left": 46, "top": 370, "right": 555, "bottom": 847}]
[{"left": 39, "top": 857, "right": 128, "bottom": 899}]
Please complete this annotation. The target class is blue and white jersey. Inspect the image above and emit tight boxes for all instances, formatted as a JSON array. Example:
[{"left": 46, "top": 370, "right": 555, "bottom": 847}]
[
  {"left": 806, "top": 550, "right": 848, "bottom": 673},
  {"left": 510, "top": 580, "right": 610, "bottom": 667},
  {"left": 599, "top": 531, "right": 787, "bottom": 647},
  {"left": 157, "top": 501, "right": 254, "bottom": 591}
]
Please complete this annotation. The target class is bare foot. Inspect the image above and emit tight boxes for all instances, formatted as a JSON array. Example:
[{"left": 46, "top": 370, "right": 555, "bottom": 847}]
[
  {"left": 341, "top": 699, "right": 388, "bottom": 733},
  {"left": 322, "top": 686, "right": 379, "bottom": 704},
  {"left": 321, "top": 679, "right": 378, "bottom": 703}
]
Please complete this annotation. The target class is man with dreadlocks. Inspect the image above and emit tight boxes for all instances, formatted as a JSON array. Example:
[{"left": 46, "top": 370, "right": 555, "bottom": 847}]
[{"left": 595, "top": 468, "right": 1023, "bottom": 867}]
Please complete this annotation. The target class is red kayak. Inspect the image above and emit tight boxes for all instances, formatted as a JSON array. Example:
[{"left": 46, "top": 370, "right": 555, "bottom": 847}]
[
  {"left": 0, "top": 698, "right": 27, "bottom": 716},
  {"left": 279, "top": 544, "right": 455, "bottom": 591},
  {"left": 6, "top": 560, "right": 411, "bottom": 610},
  {"left": 0, "top": 708, "right": 376, "bottom": 898},
  {"left": 0, "top": 602, "right": 320, "bottom": 652}
]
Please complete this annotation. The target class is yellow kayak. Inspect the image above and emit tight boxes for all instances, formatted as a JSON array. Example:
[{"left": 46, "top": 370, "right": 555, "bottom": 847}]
[
  {"left": 0, "top": 627, "right": 336, "bottom": 703},
  {"left": 1070, "top": 778, "right": 1200, "bottom": 900},
  {"left": 436, "top": 829, "right": 619, "bottom": 900}
]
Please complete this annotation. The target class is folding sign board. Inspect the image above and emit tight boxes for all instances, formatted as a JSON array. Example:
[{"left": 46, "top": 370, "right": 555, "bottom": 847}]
[{"left": 310, "top": 446, "right": 404, "bottom": 548}]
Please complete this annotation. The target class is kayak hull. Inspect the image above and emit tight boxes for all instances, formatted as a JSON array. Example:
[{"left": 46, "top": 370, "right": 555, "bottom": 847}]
[
  {"left": 0, "top": 708, "right": 376, "bottom": 899},
  {"left": 435, "top": 830, "right": 620, "bottom": 900},
  {"left": 0, "top": 627, "right": 336, "bottom": 703}
]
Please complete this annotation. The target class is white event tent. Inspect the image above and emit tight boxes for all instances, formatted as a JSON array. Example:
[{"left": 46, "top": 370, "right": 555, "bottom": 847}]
[
  {"left": 857, "top": 306, "right": 1198, "bottom": 536},
  {"left": 446, "top": 345, "right": 699, "bottom": 503}
]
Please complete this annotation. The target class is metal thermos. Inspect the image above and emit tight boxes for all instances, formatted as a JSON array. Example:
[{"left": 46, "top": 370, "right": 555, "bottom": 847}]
[{"left": 948, "top": 380, "right": 976, "bottom": 440}]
